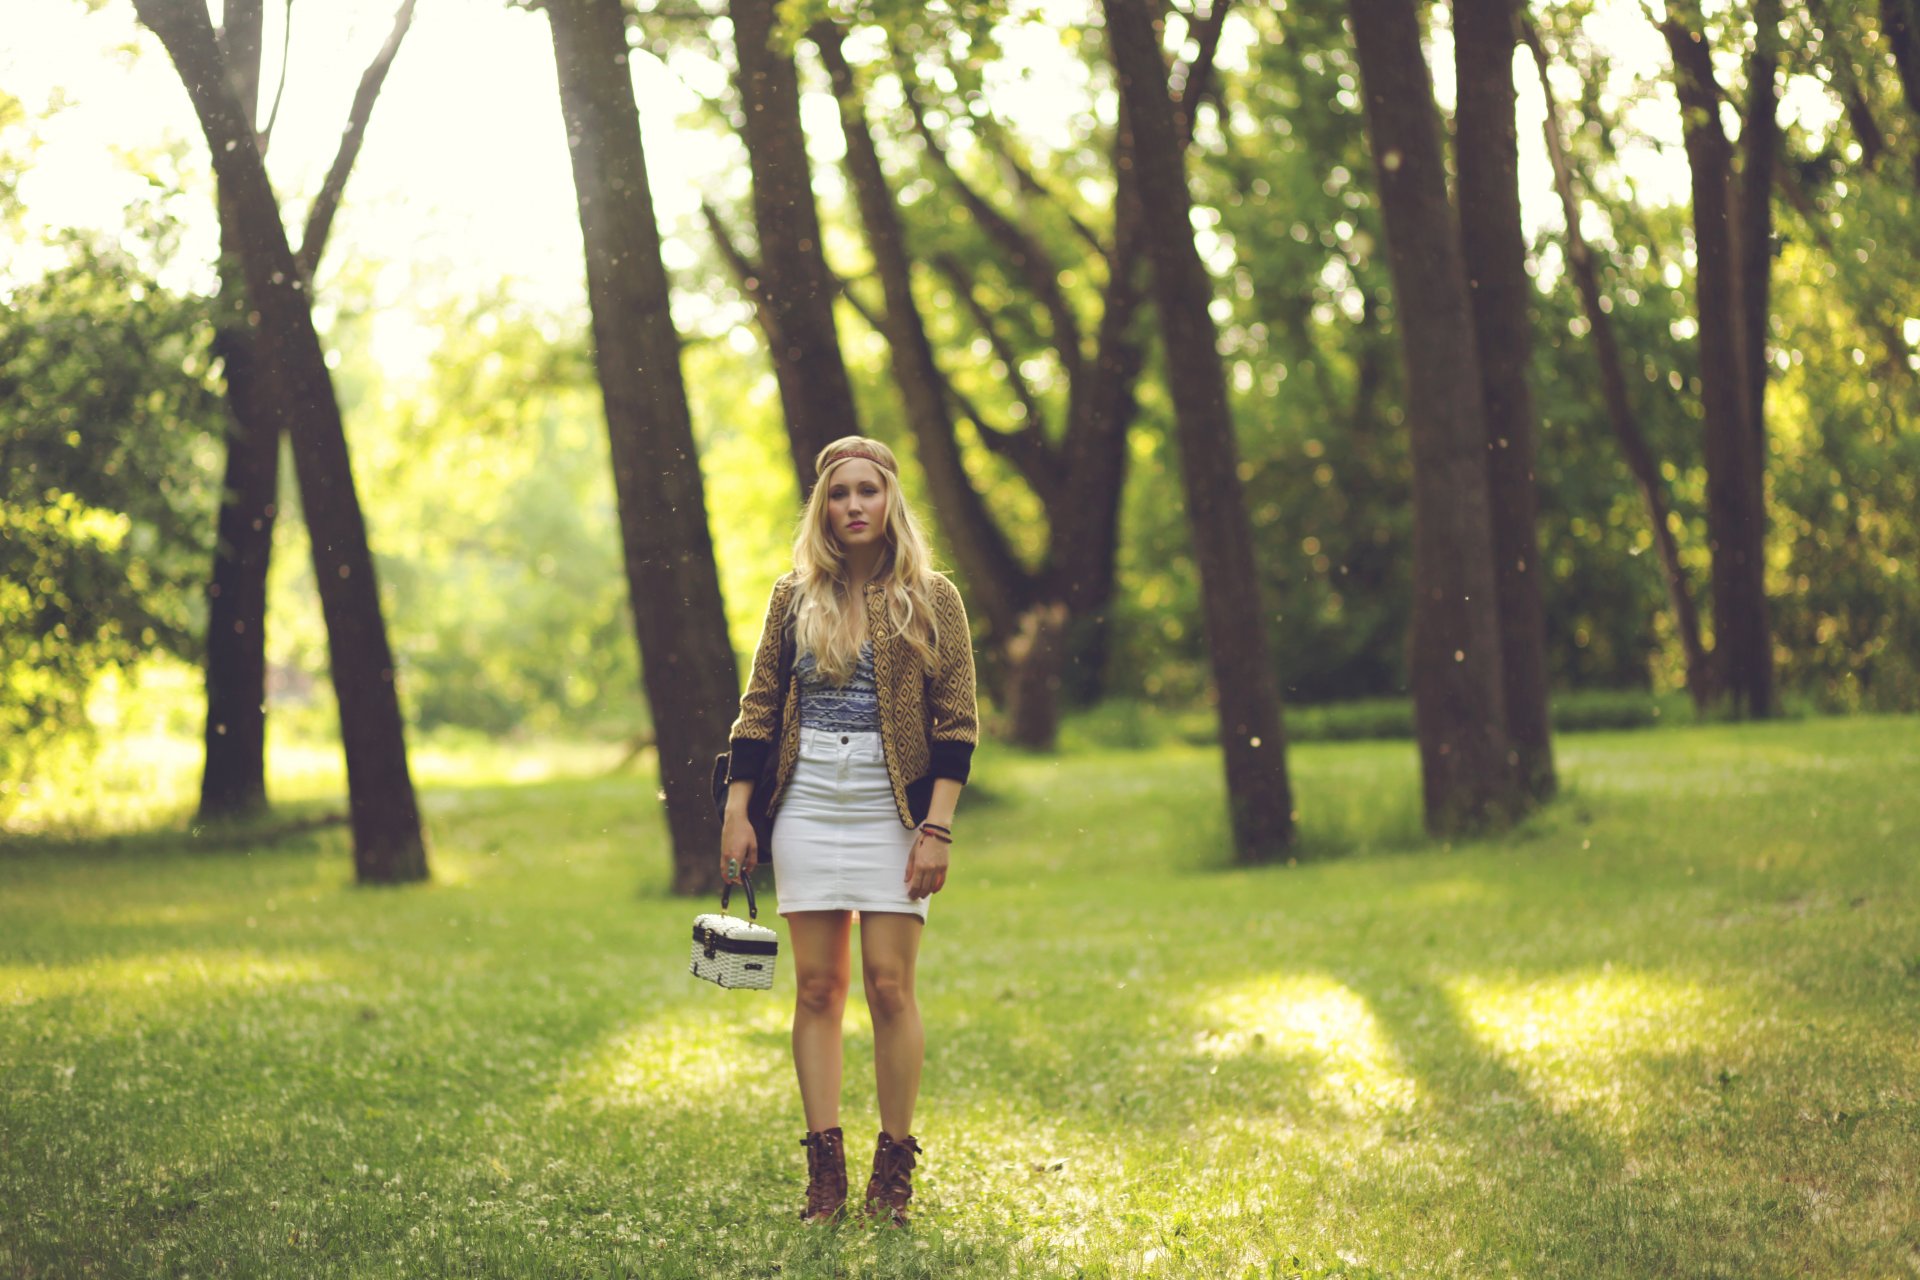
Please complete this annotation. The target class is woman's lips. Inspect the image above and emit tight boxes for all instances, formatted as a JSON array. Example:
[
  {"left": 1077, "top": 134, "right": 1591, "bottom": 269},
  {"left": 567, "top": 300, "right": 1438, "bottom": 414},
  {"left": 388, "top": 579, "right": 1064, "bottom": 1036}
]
[{"left": 848, "top": 521, "right": 867, "bottom": 530}]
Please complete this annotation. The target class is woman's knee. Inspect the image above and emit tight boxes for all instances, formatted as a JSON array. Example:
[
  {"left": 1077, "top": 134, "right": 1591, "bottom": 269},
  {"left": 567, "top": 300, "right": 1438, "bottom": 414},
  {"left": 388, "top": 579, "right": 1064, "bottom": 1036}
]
[
  {"left": 862, "top": 967, "right": 915, "bottom": 1022},
  {"left": 794, "top": 969, "right": 849, "bottom": 1016}
]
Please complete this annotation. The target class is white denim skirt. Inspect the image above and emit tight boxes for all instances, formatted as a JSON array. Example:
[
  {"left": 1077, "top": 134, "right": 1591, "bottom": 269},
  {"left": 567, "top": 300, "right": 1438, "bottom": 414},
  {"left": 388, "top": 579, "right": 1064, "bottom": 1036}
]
[{"left": 771, "top": 727, "right": 927, "bottom": 921}]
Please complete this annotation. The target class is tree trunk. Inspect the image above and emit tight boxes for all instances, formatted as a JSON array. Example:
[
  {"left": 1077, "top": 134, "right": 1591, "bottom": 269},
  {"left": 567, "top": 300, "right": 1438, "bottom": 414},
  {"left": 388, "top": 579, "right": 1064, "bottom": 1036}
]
[
  {"left": 1348, "top": 0, "right": 1518, "bottom": 834},
  {"left": 731, "top": 0, "right": 860, "bottom": 494},
  {"left": 547, "top": 0, "right": 741, "bottom": 897},
  {"left": 1664, "top": 14, "right": 1774, "bottom": 718},
  {"left": 199, "top": 0, "right": 275, "bottom": 821},
  {"left": 1453, "top": 0, "right": 1555, "bottom": 801},
  {"left": 133, "top": 0, "right": 427, "bottom": 882},
  {"left": 1737, "top": 0, "right": 1781, "bottom": 717},
  {"left": 1103, "top": 0, "right": 1293, "bottom": 860},
  {"left": 1524, "top": 18, "right": 1711, "bottom": 707},
  {"left": 1051, "top": 101, "right": 1155, "bottom": 712},
  {"left": 198, "top": 288, "right": 280, "bottom": 820},
  {"left": 810, "top": 26, "right": 1034, "bottom": 640},
  {"left": 196, "top": 0, "right": 417, "bottom": 821}
]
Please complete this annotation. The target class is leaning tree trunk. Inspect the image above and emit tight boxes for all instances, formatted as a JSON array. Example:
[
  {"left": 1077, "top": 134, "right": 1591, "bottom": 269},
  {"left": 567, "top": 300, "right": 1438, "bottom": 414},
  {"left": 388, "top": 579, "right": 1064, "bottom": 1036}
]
[
  {"left": 1523, "top": 18, "right": 1711, "bottom": 707},
  {"left": 1664, "top": 13, "right": 1774, "bottom": 719},
  {"left": 197, "top": 0, "right": 416, "bottom": 821},
  {"left": 1454, "top": 0, "right": 1555, "bottom": 800},
  {"left": 547, "top": 0, "right": 741, "bottom": 897},
  {"left": 1348, "top": 0, "right": 1520, "bottom": 833},
  {"left": 133, "top": 0, "right": 427, "bottom": 882},
  {"left": 811, "top": 24, "right": 1035, "bottom": 642},
  {"left": 731, "top": 0, "right": 860, "bottom": 495},
  {"left": 1103, "top": 0, "right": 1293, "bottom": 861}
]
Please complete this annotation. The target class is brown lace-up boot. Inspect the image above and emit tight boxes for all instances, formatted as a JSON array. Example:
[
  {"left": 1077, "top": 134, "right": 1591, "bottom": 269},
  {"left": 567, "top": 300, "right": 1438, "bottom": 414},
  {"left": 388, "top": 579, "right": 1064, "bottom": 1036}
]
[
  {"left": 863, "top": 1130, "right": 922, "bottom": 1226},
  {"left": 798, "top": 1127, "right": 847, "bottom": 1223}
]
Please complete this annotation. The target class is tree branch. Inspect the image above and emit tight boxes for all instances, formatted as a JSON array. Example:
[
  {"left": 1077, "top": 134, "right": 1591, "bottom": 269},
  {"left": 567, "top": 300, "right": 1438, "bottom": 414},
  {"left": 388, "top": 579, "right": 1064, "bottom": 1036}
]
[
  {"left": 701, "top": 199, "right": 783, "bottom": 351},
  {"left": 296, "top": 0, "right": 418, "bottom": 280},
  {"left": 975, "top": 114, "right": 1110, "bottom": 261},
  {"left": 931, "top": 250, "right": 1045, "bottom": 431},
  {"left": 901, "top": 71, "right": 1087, "bottom": 380},
  {"left": 1173, "top": 0, "right": 1231, "bottom": 144},
  {"left": 260, "top": 0, "right": 293, "bottom": 150}
]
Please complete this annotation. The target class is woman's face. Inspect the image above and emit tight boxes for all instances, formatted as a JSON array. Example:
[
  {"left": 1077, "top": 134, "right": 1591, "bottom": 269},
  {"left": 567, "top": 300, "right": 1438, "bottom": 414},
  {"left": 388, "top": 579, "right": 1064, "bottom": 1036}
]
[{"left": 825, "top": 459, "right": 888, "bottom": 553}]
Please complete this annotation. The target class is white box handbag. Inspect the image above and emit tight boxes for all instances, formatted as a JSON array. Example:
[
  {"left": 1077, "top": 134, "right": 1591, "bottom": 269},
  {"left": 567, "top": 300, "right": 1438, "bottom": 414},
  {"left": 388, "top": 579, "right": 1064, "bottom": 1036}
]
[{"left": 689, "top": 875, "right": 778, "bottom": 990}]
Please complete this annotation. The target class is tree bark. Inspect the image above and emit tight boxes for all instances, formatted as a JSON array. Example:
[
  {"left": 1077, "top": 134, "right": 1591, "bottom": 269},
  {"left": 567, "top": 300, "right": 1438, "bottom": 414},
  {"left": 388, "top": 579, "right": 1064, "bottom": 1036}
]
[
  {"left": 731, "top": 0, "right": 860, "bottom": 494},
  {"left": 1664, "top": 12, "right": 1774, "bottom": 718},
  {"left": 1453, "top": 0, "right": 1554, "bottom": 801},
  {"left": 197, "top": 0, "right": 415, "bottom": 822},
  {"left": 1104, "top": 0, "right": 1293, "bottom": 860},
  {"left": 1523, "top": 18, "right": 1711, "bottom": 707},
  {"left": 199, "top": 0, "right": 275, "bottom": 821},
  {"left": 1348, "top": 0, "right": 1518, "bottom": 833},
  {"left": 547, "top": 0, "right": 740, "bottom": 897},
  {"left": 134, "top": 0, "right": 427, "bottom": 882}
]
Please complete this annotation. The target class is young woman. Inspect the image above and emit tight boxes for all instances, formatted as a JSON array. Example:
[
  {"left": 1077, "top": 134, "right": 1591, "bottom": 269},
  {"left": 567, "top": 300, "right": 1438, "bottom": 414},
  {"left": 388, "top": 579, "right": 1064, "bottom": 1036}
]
[{"left": 719, "top": 436, "right": 978, "bottom": 1227}]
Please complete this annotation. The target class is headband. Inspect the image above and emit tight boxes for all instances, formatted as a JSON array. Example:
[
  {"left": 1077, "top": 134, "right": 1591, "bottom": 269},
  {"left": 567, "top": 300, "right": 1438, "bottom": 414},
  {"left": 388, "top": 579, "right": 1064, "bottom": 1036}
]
[{"left": 819, "top": 446, "right": 897, "bottom": 477}]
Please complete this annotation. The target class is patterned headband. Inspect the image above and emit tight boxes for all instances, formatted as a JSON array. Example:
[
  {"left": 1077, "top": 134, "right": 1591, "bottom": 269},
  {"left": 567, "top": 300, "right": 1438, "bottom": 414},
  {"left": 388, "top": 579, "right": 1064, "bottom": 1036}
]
[{"left": 819, "top": 446, "right": 897, "bottom": 477}]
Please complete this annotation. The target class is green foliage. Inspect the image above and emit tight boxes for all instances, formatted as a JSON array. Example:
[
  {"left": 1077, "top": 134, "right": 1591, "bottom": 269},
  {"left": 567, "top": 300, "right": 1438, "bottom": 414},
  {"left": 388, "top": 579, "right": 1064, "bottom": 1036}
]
[
  {"left": 0, "top": 217, "right": 222, "bottom": 802},
  {"left": 3, "top": 717, "right": 1918, "bottom": 1274},
  {"left": 277, "top": 275, "right": 647, "bottom": 736}
]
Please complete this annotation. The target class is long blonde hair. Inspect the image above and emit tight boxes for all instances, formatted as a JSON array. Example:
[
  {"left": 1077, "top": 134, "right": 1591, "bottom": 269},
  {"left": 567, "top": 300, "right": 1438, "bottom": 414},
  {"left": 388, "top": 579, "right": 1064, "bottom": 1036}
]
[{"left": 789, "top": 437, "right": 940, "bottom": 684}]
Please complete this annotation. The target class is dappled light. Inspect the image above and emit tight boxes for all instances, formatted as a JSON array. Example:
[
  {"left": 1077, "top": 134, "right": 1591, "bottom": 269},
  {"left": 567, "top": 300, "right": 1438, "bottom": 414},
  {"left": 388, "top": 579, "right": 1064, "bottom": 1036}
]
[{"left": 6, "top": 0, "right": 1920, "bottom": 1271}]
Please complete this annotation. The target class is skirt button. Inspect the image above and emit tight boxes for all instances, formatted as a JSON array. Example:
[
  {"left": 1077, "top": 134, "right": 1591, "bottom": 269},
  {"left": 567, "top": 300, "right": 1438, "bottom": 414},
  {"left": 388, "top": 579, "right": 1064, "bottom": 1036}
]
[{"left": 840, "top": 735, "right": 849, "bottom": 744}]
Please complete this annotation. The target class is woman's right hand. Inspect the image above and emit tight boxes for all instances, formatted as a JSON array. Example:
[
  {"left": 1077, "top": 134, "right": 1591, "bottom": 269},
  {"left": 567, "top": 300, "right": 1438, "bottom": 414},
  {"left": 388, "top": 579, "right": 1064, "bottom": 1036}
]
[{"left": 719, "top": 810, "right": 758, "bottom": 885}]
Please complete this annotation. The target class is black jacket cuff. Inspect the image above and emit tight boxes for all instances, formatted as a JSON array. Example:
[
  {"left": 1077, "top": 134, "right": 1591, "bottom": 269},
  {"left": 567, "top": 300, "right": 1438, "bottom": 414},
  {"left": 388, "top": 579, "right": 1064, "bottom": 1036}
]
[
  {"left": 928, "top": 739, "right": 974, "bottom": 785},
  {"left": 727, "top": 737, "right": 772, "bottom": 782}
]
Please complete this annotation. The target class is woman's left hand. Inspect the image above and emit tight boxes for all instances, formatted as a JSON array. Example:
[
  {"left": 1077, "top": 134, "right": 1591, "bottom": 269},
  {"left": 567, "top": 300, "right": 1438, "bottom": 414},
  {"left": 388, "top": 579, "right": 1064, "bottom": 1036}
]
[{"left": 905, "top": 829, "right": 949, "bottom": 900}]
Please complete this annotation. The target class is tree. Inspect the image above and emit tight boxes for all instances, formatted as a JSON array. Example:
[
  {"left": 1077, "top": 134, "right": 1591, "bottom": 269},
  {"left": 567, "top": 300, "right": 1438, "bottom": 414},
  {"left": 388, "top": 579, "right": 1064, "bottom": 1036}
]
[
  {"left": 198, "top": 0, "right": 418, "bottom": 821},
  {"left": 728, "top": 0, "right": 860, "bottom": 494},
  {"left": 806, "top": 8, "right": 1229, "bottom": 747},
  {"left": 1661, "top": 4, "right": 1776, "bottom": 718},
  {"left": 132, "top": 0, "right": 427, "bottom": 882},
  {"left": 1347, "top": 0, "right": 1519, "bottom": 832},
  {"left": 1521, "top": 15, "right": 1710, "bottom": 707},
  {"left": 0, "top": 226, "right": 221, "bottom": 807},
  {"left": 1102, "top": 0, "right": 1293, "bottom": 860},
  {"left": 545, "top": 0, "right": 741, "bottom": 896},
  {"left": 1453, "top": 0, "right": 1555, "bottom": 799}
]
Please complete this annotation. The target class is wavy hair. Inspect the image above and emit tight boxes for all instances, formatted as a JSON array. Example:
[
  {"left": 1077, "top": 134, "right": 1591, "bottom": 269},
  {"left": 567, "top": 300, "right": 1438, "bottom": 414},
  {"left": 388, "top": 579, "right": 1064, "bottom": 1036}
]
[{"left": 788, "top": 437, "right": 940, "bottom": 684}]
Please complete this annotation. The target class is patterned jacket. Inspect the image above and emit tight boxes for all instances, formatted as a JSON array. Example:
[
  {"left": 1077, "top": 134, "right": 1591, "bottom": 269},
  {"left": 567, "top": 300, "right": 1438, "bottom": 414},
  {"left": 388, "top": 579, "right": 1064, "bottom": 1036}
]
[{"left": 726, "top": 571, "right": 978, "bottom": 828}]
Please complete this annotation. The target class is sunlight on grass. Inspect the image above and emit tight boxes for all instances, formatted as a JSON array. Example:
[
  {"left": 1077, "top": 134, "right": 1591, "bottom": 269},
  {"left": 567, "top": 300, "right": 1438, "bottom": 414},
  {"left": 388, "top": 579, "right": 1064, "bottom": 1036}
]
[
  {"left": 0, "top": 948, "right": 332, "bottom": 1007},
  {"left": 1446, "top": 969, "right": 1721, "bottom": 1127},
  {"left": 552, "top": 999, "right": 793, "bottom": 1112},
  {"left": 1192, "top": 973, "right": 1421, "bottom": 1121}
]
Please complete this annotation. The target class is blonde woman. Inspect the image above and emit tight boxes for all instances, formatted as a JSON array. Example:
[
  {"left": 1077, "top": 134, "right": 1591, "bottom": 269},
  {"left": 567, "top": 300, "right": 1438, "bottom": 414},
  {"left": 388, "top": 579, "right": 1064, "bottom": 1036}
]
[{"left": 719, "top": 436, "right": 979, "bottom": 1227}]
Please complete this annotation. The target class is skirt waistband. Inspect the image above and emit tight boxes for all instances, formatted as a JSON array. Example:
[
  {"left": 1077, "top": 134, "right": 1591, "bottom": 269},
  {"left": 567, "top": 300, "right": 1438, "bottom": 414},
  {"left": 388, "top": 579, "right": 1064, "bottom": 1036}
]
[{"left": 798, "top": 726, "right": 882, "bottom": 746}]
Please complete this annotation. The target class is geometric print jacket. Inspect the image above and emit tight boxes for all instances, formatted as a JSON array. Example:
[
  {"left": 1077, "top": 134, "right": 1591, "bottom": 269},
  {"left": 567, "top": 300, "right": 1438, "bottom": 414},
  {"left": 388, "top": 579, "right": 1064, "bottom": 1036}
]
[{"left": 726, "top": 570, "right": 979, "bottom": 829}]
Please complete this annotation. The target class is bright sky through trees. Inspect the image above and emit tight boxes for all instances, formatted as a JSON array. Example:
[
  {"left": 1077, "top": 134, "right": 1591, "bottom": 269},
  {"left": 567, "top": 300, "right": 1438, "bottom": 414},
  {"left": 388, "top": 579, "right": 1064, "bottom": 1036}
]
[{"left": 6, "top": 0, "right": 1846, "bottom": 382}]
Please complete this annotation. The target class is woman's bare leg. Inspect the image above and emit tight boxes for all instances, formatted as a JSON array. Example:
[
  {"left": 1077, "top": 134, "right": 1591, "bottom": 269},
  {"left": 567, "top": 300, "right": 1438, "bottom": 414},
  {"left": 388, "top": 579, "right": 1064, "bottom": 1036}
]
[
  {"left": 787, "top": 910, "right": 853, "bottom": 1131},
  {"left": 858, "top": 912, "right": 924, "bottom": 1137}
]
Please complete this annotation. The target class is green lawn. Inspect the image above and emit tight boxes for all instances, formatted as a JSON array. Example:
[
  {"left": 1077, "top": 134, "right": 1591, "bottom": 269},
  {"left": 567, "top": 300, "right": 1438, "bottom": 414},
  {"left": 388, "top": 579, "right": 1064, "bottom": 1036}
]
[{"left": 3, "top": 715, "right": 1917, "bottom": 1278}]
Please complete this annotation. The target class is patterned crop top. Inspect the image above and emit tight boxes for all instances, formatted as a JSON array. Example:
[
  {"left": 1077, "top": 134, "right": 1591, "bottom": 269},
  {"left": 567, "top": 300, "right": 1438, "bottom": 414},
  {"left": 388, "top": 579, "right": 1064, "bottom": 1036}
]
[{"left": 796, "top": 640, "right": 882, "bottom": 733}]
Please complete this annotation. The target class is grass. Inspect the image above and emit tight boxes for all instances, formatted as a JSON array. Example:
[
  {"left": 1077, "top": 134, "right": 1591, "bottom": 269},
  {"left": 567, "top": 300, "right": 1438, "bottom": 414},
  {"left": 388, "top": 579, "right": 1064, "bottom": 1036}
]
[{"left": 2, "top": 714, "right": 1918, "bottom": 1277}]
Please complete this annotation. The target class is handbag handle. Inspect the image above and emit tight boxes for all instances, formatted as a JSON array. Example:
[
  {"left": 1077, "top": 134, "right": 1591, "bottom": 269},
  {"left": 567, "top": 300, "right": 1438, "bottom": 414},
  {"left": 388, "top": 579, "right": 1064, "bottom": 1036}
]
[{"left": 721, "top": 872, "right": 758, "bottom": 920}]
